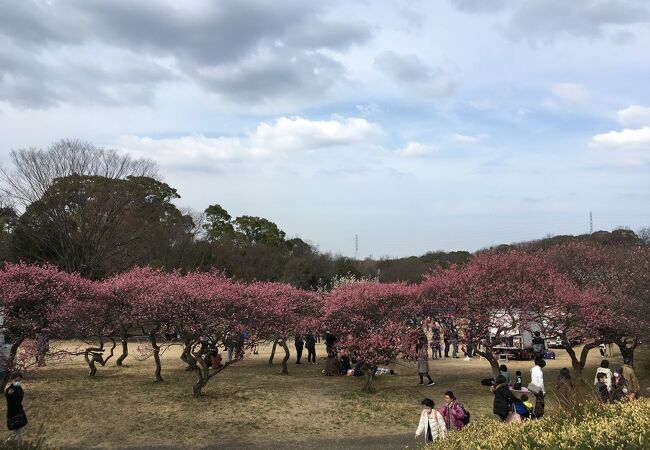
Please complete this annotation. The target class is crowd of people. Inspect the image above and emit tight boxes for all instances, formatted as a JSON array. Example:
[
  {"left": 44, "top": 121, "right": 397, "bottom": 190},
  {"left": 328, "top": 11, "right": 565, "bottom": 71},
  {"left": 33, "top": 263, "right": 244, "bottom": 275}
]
[
  {"left": 413, "top": 352, "right": 643, "bottom": 443},
  {"left": 4, "top": 330, "right": 644, "bottom": 445},
  {"left": 593, "top": 358, "right": 640, "bottom": 403}
]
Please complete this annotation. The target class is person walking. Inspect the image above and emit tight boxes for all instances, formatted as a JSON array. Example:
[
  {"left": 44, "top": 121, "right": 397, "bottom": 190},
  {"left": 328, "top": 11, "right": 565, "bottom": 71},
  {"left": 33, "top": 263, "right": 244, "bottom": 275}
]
[
  {"left": 305, "top": 332, "right": 317, "bottom": 364},
  {"left": 531, "top": 332, "right": 545, "bottom": 359},
  {"left": 5, "top": 372, "right": 27, "bottom": 443},
  {"left": 450, "top": 334, "right": 459, "bottom": 358},
  {"left": 416, "top": 339, "right": 435, "bottom": 386},
  {"left": 529, "top": 358, "right": 546, "bottom": 418},
  {"left": 443, "top": 336, "right": 450, "bottom": 358},
  {"left": 439, "top": 391, "right": 466, "bottom": 431},
  {"left": 555, "top": 368, "right": 575, "bottom": 411},
  {"left": 492, "top": 374, "right": 518, "bottom": 422},
  {"left": 415, "top": 398, "right": 447, "bottom": 443},
  {"left": 294, "top": 335, "right": 304, "bottom": 364}
]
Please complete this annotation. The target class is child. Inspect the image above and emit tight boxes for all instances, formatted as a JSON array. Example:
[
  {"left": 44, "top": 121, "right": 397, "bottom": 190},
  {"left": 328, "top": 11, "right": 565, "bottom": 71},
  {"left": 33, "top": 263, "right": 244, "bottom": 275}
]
[
  {"left": 415, "top": 398, "right": 447, "bottom": 443},
  {"left": 513, "top": 370, "right": 523, "bottom": 390},
  {"left": 521, "top": 394, "right": 534, "bottom": 418},
  {"left": 594, "top": 372, "right": 610, "bottom": 403}
]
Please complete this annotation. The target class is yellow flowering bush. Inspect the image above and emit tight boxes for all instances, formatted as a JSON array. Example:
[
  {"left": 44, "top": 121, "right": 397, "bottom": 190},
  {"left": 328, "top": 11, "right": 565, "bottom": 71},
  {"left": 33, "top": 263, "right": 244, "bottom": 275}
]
[{"left": 422, "top": 399, "right": 650, "bottom": 450}]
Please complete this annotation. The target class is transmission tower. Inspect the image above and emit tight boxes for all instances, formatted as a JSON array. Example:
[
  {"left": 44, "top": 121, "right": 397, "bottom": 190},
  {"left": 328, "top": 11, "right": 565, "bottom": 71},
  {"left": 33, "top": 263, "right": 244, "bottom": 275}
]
[
  {"left": 590, "top": 211, "right": 593, "bottom": 234},
  {"left": 355, "top": 234, "right": 359, "bottom": 260}
]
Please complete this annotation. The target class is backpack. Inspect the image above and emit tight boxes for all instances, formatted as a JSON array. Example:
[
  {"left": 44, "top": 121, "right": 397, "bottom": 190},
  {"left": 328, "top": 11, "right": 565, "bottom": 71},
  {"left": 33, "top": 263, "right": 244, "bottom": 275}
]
[{"left": 461, "top": 405, "right": 470, "bottom": 425}]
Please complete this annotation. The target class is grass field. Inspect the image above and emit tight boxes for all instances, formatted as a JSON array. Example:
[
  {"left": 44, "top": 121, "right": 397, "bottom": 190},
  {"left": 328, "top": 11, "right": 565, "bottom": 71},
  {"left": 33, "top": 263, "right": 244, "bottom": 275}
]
[{"left": 11, "top": 341, "right": 650, "bottom": 449}]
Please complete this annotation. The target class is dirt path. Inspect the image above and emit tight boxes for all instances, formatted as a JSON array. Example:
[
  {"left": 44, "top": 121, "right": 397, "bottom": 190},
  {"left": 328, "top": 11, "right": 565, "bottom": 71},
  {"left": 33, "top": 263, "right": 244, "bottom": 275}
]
[{"left": 82, "top": 434, "right": 416, "bottom": 450}]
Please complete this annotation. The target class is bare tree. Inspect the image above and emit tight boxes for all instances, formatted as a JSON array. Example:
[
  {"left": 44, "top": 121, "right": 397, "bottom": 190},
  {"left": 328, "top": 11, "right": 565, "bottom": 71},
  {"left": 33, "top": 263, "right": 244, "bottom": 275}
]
[
  {"left": 639, "top": 227, "right": 650, "bottom": 245},
  {"left": 0, "top": 139, "right": 158, "bottom": 206}
]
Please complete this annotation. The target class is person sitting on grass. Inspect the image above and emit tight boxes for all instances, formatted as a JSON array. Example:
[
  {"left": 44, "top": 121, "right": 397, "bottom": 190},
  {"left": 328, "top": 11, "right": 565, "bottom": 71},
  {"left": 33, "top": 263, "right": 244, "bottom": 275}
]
[
  {"left": 492, "top": 375, "right": 518, "bottom": 422},
  {"left": 415, "top": 398, "right": 447, "bottom": 443},
  {"left": 594, "top": 372, "right": 610, "bottom": 403},
  {"left": 611, "top": 368, "right": 629, "bottom": 403},
  {"left": 594, "top": 359, "right": 612, "bottom": 392},
  {"left": 499, "top": 364, "right": 512, "bottom": 385},
  {"left": 519, "top": 394, "right": 534, "bottom": 419},
  {"left": 513, "top": 370, "right": 523, "bottom": 390}
]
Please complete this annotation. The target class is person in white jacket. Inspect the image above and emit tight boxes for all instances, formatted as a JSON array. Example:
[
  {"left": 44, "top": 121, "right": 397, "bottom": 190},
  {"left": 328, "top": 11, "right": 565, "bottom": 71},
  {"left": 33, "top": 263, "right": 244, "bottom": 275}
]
[
  {"left": 594, "top": 359, "right": 613, "bottom": 392},
  {"left": 415, "top": 398, "right": 447, "bottom": 443}
]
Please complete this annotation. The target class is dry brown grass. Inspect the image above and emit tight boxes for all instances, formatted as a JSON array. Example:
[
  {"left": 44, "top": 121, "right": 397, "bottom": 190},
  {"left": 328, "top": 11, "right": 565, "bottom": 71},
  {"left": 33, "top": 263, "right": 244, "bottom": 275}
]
[{"left": 11, "top": 342, "right": 649, "bottom": 449}]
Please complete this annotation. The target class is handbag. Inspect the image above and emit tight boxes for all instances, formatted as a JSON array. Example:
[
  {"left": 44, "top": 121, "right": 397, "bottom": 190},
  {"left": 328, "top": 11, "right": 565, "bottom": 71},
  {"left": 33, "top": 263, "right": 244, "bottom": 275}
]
[
  {"left": 7, "top": 412, "right": 27, "bottom": 430},
  {"left": 527, "top": 382, "right": 541, "bottom": 394},
  {"left": 506, "top": 405, "right": 522, "bottom": 423}
]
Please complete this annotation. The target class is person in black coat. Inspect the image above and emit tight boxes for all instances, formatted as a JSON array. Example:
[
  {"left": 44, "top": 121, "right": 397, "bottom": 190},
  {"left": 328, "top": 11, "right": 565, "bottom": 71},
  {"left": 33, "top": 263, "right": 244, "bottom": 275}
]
[
  {"left": 5, "top": 372, "right": 27, "bottom": 442},
  {"left": 492, "top": 374, "right": 517, "bottom": 421},
  {"left": 305, "top": 333, "right": 317, "bottom": 364},
  {"left": 294, "top": 335, "right": 304, "bottom": 364}
]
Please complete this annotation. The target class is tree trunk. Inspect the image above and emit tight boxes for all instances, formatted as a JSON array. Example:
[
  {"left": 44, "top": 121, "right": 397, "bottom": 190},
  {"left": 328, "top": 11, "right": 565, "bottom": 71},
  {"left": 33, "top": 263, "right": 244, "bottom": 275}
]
[
  {"left": 116, "top": 335, "right": 129, "bottom": 366},
  {"left": 84, "top": 337, "right": 116, "bottom": 377},
  {"left": 1, "top": 339, "right": 24, "bottom": 390},
  {"left": 475, "top": 348, "right": 500, "bottom": 377},
  {"left": 565, "top": 341, "right": 599, "bottom": 379},
  {"left": 191, "top": 345, "right": 237, "bottom": 398},
  {"left": 192, "top": 346, "right": 209, "bottom": 398},
  {"left": 180, "top": 337, "right": 197, "bottom": 370},
  {"left": 362, "top": 367, "right": 375, "bottom": 393},
  {"left": 279, "top": 338, "right": 290, "bottom": 375},
  {"left": 150, "top": 327, "right": 163, "bottom": 382},
  {"left": 615, "top": 337, "right": 637, "bottom": 365},
  {"left": 268, "top": 339, "right": 278, "bottom": 365}
]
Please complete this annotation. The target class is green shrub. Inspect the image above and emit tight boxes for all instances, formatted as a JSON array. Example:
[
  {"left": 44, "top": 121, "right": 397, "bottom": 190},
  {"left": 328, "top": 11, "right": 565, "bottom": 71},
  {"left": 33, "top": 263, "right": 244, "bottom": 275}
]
[{"left": 422, "top": 399, "right": 650, "bottom": 450}]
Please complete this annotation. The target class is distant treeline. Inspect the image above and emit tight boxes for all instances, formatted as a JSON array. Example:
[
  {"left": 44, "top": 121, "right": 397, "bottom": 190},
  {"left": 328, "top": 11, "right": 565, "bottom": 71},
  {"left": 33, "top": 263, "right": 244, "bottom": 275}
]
[{"left": 1, "top": 139, "right": 648, "bottom": 288}]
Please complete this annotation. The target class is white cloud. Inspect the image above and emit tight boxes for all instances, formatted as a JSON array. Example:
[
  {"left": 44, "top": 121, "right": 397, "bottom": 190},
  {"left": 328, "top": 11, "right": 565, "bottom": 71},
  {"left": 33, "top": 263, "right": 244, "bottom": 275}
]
[
  {"left": 452, "top": 133, "right": 488, "bottom": 144},
  {"left": 397, "top": 142, "right": 437, "bottom": 157},
  {"left": 551, "top": 83, "right": 590, "bottom": 104},
  {"left": 591, "top": 127, "right": 650, "bottom": 150},
  {"left": 617, "top": 105, "right": 650, "bottom": 127},
  {"left": 116, "top": 116, "right": 382, "bottom": 168}
]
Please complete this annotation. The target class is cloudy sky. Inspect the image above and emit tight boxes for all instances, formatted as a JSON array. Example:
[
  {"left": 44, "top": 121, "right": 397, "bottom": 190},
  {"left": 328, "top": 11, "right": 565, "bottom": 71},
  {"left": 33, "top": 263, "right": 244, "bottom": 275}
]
[{"left": 1, "top": 0, "right": 649, "bottom": 257}]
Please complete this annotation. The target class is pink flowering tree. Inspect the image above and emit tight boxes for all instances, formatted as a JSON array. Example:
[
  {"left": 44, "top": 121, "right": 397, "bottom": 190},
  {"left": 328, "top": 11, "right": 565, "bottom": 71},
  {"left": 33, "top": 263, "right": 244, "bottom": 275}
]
[
  {"left": 0, "top": 263, "right": 86, "bottom": 385},
  {"left": 182, "top": 272, "right": 253, "bottom": 397},
  {"left": 245, "top": 282, "right": 321, "bottom": 375},
  {"left": 421, "top": 251, "right": 578, "bottom": 377},
  {"left": 323, "top": 282, "right": 418, "bottom": 392},
  {"left": 50, "top": 278, "right": 120, "bottom": 376},
  {"left": 107, "top": 267, "right": 181, "bottom": 382},
  {"left": 541, "top": 243, "right": 650, "bottom": 366}
]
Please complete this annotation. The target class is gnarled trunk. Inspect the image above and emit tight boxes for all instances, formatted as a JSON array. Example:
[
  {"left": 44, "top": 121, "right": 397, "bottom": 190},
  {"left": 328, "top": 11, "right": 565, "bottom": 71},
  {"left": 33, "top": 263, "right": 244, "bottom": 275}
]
[
  {"left": 565, "top": 340, "right": 600, "bottom": 379},
  {"left": 362, "top": 366, "right": 375, "bottom": 393},
  {"left": 180, "top": 337, "right": 197, "bottom": 370},
  {"left": 149, "top": 327, "right": 163, "bottom": 382},
  {"left": 475, "top": 347, "right": 500, "bottom": 377},
  {"left": 191, "top": 343, "right": 236, "bottom": 398},
  {"left": 116, "top": 335, "right": 129, "bottom": 366},
  {"left": 615, "top": 337, "right": 638, "bottom": 365},
  {"left": 279, "top": 338, "right": 290, "bottom": 375},
  {"left": 268, "top": 339, "right": 278, "bottom": 365},
  {"left": 84, "top": 337, "right": 116, "bottom": 377}
]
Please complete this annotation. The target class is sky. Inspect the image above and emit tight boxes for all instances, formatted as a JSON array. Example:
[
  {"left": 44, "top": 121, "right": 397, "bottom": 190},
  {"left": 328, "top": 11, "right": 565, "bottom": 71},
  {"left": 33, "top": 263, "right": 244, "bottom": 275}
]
[{"left": 1, "top": 0, "right": 649, "bottom": 258}]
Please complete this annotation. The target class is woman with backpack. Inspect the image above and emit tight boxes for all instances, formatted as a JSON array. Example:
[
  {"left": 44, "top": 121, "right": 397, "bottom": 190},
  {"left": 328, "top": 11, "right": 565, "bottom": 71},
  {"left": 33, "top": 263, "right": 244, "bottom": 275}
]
[{"left": 439, "top": 391, "right": 467, "bottom": 430}]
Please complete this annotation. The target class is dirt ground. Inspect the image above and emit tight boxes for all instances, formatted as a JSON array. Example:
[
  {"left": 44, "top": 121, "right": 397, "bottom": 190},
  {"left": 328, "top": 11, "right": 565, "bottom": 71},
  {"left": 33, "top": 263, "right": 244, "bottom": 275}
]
[{"left": 11, "top": 341, "right": 649, "bottom": 449}]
